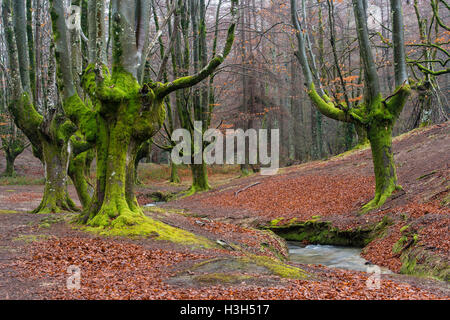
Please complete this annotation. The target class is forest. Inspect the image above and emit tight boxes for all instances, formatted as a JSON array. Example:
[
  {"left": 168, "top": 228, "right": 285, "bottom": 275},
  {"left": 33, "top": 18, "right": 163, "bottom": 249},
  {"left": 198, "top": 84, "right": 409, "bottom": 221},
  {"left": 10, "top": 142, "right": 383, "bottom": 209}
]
[{"left": 0, "top": 0, "right": 448, "bottom": 303}]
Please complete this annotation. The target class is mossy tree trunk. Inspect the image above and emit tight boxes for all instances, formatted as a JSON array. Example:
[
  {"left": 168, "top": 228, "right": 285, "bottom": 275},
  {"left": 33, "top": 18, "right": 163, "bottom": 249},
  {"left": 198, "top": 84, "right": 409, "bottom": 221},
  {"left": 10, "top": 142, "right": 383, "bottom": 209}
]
[
  {"left": 0, "top": 130, "right": 29, "bottom": 177},
  {"left": 4, "top": 155, "right": 16, "bottom": 177},
  {"left": 291, "top": 0, "right": 411, "bottom": 213},
  {"left": 49, "top": 0, "right": 238, "bottom": 228},
  {"left": 355, "top": 123, "right": 369, "bottom": 146},
  {"left": 190, "top": 162, "right": 210, "bottom": 193},
  {"left": 133, "top": 139, "right": 152, "bottom": 185},
  {"left": 34, "top": 137, "right": 78, "bottom": 213},
  {"left": 68, "top": 150, "right": 93, "bottom": 209},
  {"left": 170, "top": 161, "right": 181, "bottom": 184},
  {"left": 85, "top": 112, "right": 145, "bottom": 226},
  {"left": 361, "top": 119, "right": 401, "bottom": 212},
  {"left": 79, "top": 81, "right": 166, "bottom": 226},
  {"left": 2, "top": 0, "right": 83, "bottom": 213}
]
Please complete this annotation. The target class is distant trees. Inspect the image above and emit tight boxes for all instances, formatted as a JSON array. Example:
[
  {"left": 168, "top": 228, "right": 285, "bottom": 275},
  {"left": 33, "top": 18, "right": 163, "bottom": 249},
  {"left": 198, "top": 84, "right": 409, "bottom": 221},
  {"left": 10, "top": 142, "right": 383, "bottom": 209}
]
[
  {"left": 406, "top": 0, "right": 449, "bottom": 127},
  {"left": 0, "top": 44, "right": 29, "bottom": 177},
  {"left": 291, "top": 0, "right": 411, "bottom": 212},
  {"left": 153, "top": 0, "right": 238, "bottom": 193}
]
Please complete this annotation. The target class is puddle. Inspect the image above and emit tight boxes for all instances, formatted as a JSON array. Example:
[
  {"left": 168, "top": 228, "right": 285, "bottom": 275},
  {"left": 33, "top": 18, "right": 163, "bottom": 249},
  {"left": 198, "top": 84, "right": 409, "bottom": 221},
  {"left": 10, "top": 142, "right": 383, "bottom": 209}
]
[{"left": 288, "top": 241, "right": 392, "bottom": 274}]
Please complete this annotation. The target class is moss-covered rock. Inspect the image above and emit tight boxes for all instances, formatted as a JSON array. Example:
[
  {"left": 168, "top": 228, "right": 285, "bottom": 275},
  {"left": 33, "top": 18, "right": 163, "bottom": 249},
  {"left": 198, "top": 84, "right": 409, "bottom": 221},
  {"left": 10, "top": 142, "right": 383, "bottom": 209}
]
[
  {"left": 266, "top": 218, "right": 373, "bottom": 247},
  {"left": 184, "top": 255, "right": 308, "bottom": 281},
  {"left": 398, "top": 246, "right": 449, "bottom": 281}
]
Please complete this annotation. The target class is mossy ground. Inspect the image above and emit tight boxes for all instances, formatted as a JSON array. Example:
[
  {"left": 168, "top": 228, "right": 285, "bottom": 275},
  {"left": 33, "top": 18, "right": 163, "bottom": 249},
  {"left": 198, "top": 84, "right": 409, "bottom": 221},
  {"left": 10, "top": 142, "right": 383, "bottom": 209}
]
[
  {"left": 79, "top": 213, "right": 215, "bottom": 249},
  {"left": 241, "top": 254, "right": 308, "bottom": 279},
  {"left": 12, "top": 234, "right": 52, "bottom": 243},
  {"left": 0, "top": 209, "right": 20, "bottom": 214}
]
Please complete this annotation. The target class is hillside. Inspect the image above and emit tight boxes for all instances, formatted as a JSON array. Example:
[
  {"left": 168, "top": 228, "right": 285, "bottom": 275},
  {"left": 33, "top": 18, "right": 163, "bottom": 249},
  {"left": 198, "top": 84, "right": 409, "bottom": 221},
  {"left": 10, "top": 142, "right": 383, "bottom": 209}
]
[{"left": 0, "top": 123, "right": 448, "bottom": 299}]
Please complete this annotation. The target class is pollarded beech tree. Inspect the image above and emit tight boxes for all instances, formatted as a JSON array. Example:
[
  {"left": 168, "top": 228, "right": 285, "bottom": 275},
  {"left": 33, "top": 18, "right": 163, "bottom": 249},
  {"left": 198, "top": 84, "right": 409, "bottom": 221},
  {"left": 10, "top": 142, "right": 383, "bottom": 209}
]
[
  {"left": 50, "top": 0, "right": 238, "bottom": 229},
  {"left": 1, "top": 0, "right": 87, "bottom": 213},
  {"left": 291, "top": 0, "right": 411, "bottom": 213}
]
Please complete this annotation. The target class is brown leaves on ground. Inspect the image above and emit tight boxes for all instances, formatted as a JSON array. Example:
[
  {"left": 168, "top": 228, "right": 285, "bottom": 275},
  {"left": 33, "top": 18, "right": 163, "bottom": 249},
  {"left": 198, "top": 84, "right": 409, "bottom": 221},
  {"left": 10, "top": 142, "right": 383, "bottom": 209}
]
[
  {"left": 6, "top": 192, "right": 42, "bottom": 203},
  {"left": 362, "top": 201, "right": 449, "bottom": 273},
  {"left": 8, "top": 237, "right": 446, "bottom": 300},
  {"left": 182, "top": 174, "right": 374, "bottom": 222}
]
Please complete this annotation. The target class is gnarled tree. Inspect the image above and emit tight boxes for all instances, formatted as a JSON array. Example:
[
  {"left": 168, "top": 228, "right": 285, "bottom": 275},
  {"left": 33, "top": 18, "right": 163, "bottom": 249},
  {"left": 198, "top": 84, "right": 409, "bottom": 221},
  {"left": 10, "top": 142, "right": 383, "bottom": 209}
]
[
  {"left": 2, "top": 0, "right": 83, "bottom": 213},
  {"left": 49, "top": 0, "right": 238, "bottom": 229},
  {"left": 291, "top": 0, "right": 411, "bottom": 213}
]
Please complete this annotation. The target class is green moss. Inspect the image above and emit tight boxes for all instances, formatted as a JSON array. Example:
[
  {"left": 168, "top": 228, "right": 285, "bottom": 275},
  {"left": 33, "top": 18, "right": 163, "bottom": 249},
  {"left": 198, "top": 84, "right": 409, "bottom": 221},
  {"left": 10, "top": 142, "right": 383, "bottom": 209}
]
[
  {"left": 441, "top": 193, "right": 450, "bottom": 207},
  {"left": 13, "top": 234, "right": 51, "bottom": 243},
  {"left": 267, "top": 219, "right": 372, "bottom": 247},
  {"left": 189, "top": 255, "right": 308, "bottom": 280},
  {"left": 307, "top": 83, "right": 351, "bottom": 123},
  {"left": 269, "top": 217, "right": 285, "bottom": 226},
  {"left": 0, "top": 209, "right": 19, "bottom": 214},
  {"left": 64, "top": 94, "right": 97, "bottom": 143},
  {"left": 416, "top": 170, "right": 437, "bottom": 180},
  {"left": 398, "top": 246, "right": 449, "bottom": 281},
  {"left": 0, "top": 176, "right": 45, "bottom": 186},
  {"left": 399, "top": 225, "right": 410, "bottom": 233},
  {"left": 370, "top": 215, "right": 394, "bottom": 240},
  {"left": 56, "top": 119, "right": 77, "bottom": 143},
  {"left": 95, "top": 67, "right": 141, "bottom": 103},
  {"left": 80, "top": 213, "right": 214, "bottom": 248},
  {"left": 393, "top": 235, "right": 409, "bottom": 254},
  {"left": 241, "top": 254, "right": 308, "bottom": 279},
  {"left": 37, "top": 215, "right": 70, "bottom": 229}
]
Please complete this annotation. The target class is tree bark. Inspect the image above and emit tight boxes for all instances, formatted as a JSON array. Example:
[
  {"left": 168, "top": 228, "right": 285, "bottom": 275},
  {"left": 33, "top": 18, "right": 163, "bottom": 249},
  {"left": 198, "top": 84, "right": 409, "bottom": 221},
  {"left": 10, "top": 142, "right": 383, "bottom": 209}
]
[
  {"left": 190, "top": 162, "right": 210, "bottom": 194},
  {"left": 33, "top": 138, "right": 78, "bottom": 213},
  {"left": 292, "top": 0, "right": 410, "bottom": 213}
]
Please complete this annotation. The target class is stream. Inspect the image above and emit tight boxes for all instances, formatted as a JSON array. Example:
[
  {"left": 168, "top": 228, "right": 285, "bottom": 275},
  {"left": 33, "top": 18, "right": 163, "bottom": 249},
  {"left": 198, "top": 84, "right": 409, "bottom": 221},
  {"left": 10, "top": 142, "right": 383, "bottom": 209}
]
[{"left": 288, "top": 241, "right": 392, "bottom": 274}]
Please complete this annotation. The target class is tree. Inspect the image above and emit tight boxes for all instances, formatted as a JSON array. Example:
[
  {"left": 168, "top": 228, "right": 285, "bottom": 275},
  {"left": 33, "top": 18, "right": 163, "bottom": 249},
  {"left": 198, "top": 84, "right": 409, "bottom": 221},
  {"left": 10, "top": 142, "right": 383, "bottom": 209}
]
[
  {"left": 406, "top": 0, "right": 449, "bottom": 127},
  {"left": 0, "top": 115, "right": 29, "bottom": 177},
  {"left": 47, "top": 0, "right": 239, "bottom": 228},
  {"left": 156, "top": 0, "right": 232, "bottom": 193},
  {"left": 0, "top": 39, "right": 29, "bottom": 177},
  {"left": 2, "top": 0, "right": 83, "bottom": 213},
  {"left": 291, "top": 0, "right": 411, "bottom": 213}
]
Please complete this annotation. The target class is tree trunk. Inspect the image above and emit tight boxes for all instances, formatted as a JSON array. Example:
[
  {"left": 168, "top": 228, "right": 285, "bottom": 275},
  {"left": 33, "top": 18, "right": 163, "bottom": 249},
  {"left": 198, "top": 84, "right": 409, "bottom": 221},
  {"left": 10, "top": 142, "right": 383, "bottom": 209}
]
[
  {"left": 3, "top": 154, "right": 16, "bottom": 177},
  {"left": 190, "top": 162, "right": 210, "bottom": 193},
  {"left": 33, "top": 139, "right": 78, "bottom": 213},
  {"left": 68, "top": 151, "right": 93, "bottom": 209},
  {"left": 355, "top": 123, "right": 369, "bottom": 145},
  {"left": 85, "top": 112, "right": 143, "bottom": 226},
  {"left": 361, "top": 122, "right": 402, "bottom": 213},
  {"left": 170, "top": 161, "right": 181, "bottom": 184}
]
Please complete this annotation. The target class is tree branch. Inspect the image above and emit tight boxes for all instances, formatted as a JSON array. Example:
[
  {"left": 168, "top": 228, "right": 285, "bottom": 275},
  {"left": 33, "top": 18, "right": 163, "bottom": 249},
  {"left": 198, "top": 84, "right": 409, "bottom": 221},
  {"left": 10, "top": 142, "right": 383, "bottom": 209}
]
[{"left": 156, "top": 0, "right": 238, "bottom": 99}]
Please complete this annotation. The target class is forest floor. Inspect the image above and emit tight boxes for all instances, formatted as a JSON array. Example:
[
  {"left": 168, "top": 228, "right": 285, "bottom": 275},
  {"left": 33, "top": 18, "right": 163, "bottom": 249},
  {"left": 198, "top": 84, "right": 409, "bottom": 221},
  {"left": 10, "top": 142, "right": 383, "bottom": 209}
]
[{"left": 0, "top": 123, "right": 448, "bottom": 299}]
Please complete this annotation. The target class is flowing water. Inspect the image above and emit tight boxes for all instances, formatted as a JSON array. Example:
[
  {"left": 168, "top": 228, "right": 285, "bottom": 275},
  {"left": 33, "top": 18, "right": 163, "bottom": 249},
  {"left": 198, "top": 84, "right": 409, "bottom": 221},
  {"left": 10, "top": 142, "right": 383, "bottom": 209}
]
[{"left": 288, "top": 242, "right": 392, "bottom": 274}]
